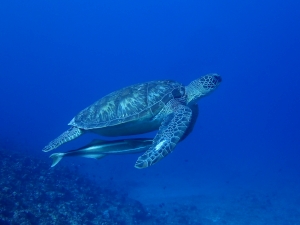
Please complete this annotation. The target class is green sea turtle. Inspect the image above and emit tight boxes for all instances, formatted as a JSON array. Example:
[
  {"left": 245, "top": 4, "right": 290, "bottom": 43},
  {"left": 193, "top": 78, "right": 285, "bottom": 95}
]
[{"left": 42, "top": 73, "right": 222, "bottom": 168}]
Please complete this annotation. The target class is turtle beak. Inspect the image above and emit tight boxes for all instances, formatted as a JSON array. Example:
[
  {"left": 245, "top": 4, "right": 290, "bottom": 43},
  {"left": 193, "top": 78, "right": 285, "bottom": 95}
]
[{"left": 213, "top": 74, "right": 222, "bottom": 83}]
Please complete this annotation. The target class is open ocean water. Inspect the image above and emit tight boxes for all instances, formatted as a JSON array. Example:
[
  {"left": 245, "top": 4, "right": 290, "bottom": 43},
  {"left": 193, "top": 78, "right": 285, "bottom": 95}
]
[{"left": 0, "top": 0, "right": 299, "bottom": 224}]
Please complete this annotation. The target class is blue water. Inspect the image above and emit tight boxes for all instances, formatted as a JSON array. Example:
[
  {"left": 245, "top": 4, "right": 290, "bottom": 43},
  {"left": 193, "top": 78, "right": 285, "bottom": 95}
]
[{"left": 1, "top": 0, "right": 300, "bottom": 224}]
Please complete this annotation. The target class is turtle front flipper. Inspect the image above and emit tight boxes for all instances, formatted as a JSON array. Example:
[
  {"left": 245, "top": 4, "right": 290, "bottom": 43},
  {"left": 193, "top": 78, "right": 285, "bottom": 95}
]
[
  {"left": 135, "top": 103, "right": 192, "bottom": 169},
  {"left": 42, "top": 127, "right": 84, "bottom": 152}
]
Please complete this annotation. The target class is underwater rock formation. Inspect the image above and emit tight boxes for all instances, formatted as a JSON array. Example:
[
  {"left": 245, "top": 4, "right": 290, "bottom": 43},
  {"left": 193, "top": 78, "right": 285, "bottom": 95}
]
[{"left": 0, "top": 148, "right": 152, "bottom": 225}]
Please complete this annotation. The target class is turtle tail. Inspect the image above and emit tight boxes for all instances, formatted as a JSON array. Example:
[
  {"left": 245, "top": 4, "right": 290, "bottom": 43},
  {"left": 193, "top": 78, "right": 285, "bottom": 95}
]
[
  {"left": 49, "top": 153, "right": 65, "bottom": 167},
  {"left": 42, "top": 127, "right": 83, "bottom": 152}
]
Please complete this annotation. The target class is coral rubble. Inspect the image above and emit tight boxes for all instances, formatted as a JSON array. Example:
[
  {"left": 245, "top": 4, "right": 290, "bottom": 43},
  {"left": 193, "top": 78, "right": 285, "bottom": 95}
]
[{"left": 0, "top": 148, "right": 151, "bottom": 225}]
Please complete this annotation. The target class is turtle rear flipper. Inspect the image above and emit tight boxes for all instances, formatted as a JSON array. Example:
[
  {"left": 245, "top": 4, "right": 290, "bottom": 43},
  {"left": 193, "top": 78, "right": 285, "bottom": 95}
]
[
  {"left": 42, "top": 127, "right": 83, "bottom": 152},
  {"left": 135, "top": 103, "right": 192, "bottom": 169}
]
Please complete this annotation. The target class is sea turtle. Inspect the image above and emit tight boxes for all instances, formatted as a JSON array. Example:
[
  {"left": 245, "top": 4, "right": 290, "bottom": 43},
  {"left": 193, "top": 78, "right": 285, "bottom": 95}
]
[{"left": 42, "top": 73, "right": 222, "bottom": 168}]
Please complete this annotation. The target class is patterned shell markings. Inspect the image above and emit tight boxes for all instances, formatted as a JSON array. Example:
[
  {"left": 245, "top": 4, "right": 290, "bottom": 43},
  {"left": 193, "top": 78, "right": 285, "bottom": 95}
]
[{"left": 72, "top": 80, "right": 182, "bottom": 129}]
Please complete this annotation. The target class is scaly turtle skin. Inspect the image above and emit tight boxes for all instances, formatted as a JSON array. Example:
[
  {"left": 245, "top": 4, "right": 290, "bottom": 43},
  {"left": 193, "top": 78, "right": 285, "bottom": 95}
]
[{"left": 42, "top": 73, "right": 222, "bottom": 168}]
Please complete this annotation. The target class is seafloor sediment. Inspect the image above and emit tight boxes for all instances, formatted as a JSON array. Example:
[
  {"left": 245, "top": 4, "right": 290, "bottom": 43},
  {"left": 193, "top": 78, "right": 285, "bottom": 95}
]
[{"left": 0, "top": 147, "right": 299, "bottom": 225}]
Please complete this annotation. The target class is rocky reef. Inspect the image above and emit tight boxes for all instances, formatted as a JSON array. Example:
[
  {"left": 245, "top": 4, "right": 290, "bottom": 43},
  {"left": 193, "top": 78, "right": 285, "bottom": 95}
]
[
  {"left": 0, "top": 148, "right": 153, "bottom": 225},
  {"left": 0, "top": 147, "right": 210, "bottom": 225}
]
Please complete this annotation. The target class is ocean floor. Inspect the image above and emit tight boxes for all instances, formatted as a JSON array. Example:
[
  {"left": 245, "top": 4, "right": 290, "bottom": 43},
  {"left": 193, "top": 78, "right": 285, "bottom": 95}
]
[
  {"left": 129, "top": 183, "right": 300, "bottom": 225},
  {"left": 0, "top": 147, "right": 299, "bottom": 225}
]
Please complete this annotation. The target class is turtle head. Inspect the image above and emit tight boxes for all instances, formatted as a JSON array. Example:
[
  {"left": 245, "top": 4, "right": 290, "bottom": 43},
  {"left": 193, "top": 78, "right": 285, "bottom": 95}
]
[{"left": 186, "top": 73, "right": 222, "bottom": 105}]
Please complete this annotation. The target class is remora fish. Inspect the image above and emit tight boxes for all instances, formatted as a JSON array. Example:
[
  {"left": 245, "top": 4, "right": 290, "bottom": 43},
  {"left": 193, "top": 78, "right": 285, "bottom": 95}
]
[{"left": 49, "top": 138, "right": 152, "bottom": 167}]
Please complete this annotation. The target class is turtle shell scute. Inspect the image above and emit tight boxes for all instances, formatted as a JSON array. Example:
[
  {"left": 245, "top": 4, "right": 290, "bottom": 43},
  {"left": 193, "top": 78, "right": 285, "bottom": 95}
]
[{"left": 72, "top": 80, "right": 184, "bottom": 129}]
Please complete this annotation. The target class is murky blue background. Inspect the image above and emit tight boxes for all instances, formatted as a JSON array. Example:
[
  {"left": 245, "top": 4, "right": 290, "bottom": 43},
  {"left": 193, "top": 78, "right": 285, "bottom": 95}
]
[{"left": 1, "top": 0, "right": 299, "bottom": 208}]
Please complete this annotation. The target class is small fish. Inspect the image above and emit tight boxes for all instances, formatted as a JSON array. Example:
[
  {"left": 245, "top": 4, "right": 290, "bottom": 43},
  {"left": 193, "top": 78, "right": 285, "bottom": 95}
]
[{"left": 49, "top": 138, "right": 152, "bottom": 167}]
